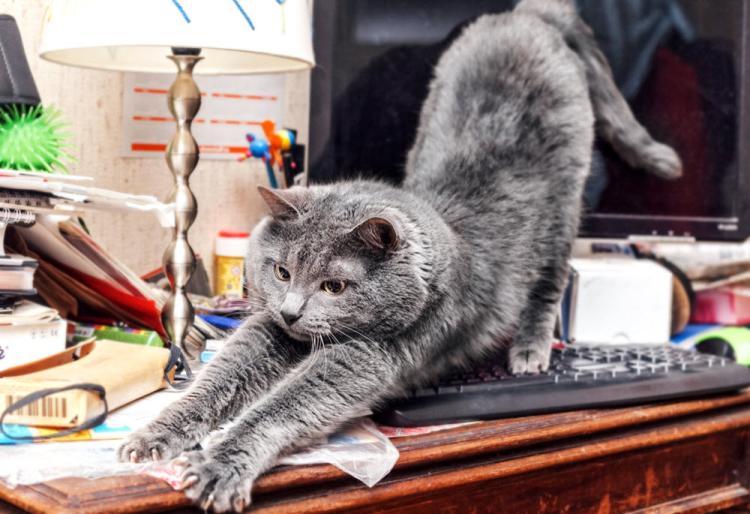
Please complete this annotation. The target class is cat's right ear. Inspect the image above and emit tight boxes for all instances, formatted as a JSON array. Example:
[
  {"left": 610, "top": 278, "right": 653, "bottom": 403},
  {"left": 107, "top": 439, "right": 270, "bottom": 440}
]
[
  {"left": 257, "top": 186, "right": 302, "bottom": 219},
  {"left": 354, "top": 217, "right": 401, "bottom": 253}
]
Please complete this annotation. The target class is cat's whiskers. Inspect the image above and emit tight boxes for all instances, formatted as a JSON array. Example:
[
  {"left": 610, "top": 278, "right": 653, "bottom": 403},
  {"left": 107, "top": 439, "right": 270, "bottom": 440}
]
[
  {"left": 284, "top": 326, "right": 325, "bottom": 380},
  {"left": 316, "top": 333, "right": 329, "bottom": 380},
  {"left": 336, "top": 323, "right": 379, "bottom": 347},
  {"left": 327, "top": 330, "right": 357, "bottom": 371}
]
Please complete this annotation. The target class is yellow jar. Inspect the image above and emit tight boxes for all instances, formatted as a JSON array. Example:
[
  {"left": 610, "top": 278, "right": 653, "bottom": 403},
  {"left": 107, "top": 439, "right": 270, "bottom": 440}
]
[{"left": 214, "top": 231, "right": 250, "bottom": 297}]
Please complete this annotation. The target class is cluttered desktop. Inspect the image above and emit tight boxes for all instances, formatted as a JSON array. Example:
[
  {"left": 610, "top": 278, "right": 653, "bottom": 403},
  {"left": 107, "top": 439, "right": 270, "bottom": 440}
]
[{"left": 4, "top": 0, "right": 750, "bottom": 513}]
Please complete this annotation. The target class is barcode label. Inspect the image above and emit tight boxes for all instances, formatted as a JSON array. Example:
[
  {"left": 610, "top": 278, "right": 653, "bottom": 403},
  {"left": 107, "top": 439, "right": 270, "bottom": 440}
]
[{"left": 4, "top": 395, "right": 68, "bottom": 419}]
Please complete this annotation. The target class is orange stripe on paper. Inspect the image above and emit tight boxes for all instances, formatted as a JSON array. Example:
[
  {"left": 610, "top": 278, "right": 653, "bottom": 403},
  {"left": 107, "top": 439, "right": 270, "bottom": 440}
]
[
  {"left": 134, "top": 87, "right": 207, "bottom": 97},
  {"left": 133, "top": 116, "right": 209, "bottom": 123},
  {"left": 133, "top": 115, "right": 259, "bottom": 126},
  {"left": 200, "top": 145, "right": 247, "bottom": 154},
  {"left": 134, "top": 87, "right": 273, "bottom": 101},
  {"left": 211, "top": 92, "right": 278, "bottom": 101},
  {"left": 208, "top": 119, "right": 263, "bottom": 126},
  {"left": 131, "top": 143, "right": 246, "bottom": 154},
  {"left": 131, "top": 143, "right": 166, "bottom": 152},
  {"left": 132, "top": 115, "right": 172, "bottom": 122},
  {"left": 133, "top": 87, "right": 169, "bottom": 94}
]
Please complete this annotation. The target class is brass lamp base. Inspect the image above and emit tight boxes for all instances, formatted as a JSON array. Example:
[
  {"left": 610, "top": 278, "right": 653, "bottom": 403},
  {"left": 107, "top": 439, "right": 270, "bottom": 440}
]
[{"left": 161, "top": 49, "right": 202, "bottom": 355}]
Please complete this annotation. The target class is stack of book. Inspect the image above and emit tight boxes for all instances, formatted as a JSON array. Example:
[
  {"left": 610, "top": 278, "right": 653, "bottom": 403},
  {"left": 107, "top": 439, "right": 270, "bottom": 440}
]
[
  {"left": 1, "top": 191, "right": 67, "bottom": 372},
  {"left": 0, "top": 247, "right": 37, "bottom": 297}
]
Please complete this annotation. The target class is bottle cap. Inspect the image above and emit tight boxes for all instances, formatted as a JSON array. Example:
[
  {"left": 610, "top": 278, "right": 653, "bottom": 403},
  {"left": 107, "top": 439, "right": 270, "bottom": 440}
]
[{"left": 216, "top": 231, "right": 250, "bottom": 257}]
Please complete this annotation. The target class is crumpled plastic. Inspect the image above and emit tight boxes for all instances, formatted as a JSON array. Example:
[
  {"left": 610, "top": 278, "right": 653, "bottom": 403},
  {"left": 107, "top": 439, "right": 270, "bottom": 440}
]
[
  {"left": 0, "top": 440, "right": 146, "bottom": 487},
  {"left": 279, "top": 418, "right": 399, "bottom": 487},
  {"left": 0, "top": 417, "right": 399, "bottom": 489}
]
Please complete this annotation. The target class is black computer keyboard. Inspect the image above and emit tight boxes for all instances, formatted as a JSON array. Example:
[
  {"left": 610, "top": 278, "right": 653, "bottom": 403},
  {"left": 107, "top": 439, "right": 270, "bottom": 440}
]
[{"left": 376, "top": 344, "right": 750, "bottom": 426}]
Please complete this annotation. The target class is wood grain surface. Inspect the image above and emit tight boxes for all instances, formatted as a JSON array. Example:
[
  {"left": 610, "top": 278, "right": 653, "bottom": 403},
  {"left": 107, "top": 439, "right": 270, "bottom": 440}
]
[{"left": 3, "top": 391, "right": 750, "bottom": 513}]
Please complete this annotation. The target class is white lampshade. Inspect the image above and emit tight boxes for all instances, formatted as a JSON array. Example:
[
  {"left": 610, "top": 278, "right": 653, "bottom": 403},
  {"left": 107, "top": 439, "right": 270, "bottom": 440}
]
[{"left": 39, "top": 0, "right": 315, "bottom": 74}]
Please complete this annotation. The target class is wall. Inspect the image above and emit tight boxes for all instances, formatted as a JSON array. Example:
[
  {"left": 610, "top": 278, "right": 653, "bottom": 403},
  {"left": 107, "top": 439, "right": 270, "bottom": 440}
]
[{"left": 0, "top": 0, "right": 310, "bottom": 284}]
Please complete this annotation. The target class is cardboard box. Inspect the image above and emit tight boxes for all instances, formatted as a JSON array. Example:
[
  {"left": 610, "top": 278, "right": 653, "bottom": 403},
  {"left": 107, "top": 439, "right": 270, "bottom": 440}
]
[{"left": 562, "top": 258, "right": 673, "bottom": 345}]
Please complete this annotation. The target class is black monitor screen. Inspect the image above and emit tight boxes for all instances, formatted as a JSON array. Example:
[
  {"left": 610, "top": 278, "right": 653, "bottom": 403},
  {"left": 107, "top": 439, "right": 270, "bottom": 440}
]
[{"left": 309, "top": 0, "right": 749, "bottom": 240}]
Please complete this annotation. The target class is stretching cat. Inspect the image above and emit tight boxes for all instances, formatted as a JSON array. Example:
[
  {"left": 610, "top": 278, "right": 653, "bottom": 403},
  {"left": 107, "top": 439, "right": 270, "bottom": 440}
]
[{"left": 119, "top": 1, "right": 681, "bottom": 511}]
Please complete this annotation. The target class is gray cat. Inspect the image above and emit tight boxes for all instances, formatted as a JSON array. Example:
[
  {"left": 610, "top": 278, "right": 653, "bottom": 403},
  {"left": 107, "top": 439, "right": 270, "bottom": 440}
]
[{"left": 118, "top": 1, "right": 681, "bottom": 511}]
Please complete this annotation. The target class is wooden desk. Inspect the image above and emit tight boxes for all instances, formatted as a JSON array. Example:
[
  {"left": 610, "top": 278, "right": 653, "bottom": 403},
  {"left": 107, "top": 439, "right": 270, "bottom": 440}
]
[{"left": 3, "top": 391, "right": 750, "bottom": 513}]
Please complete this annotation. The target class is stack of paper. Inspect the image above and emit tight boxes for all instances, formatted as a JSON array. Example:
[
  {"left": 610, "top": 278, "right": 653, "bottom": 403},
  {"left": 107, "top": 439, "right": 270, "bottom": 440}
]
[
  {"left": 6, "top": 217, "right": 220, "bottom": 357},
  {"left": 0, "top": 169, "right": 174, "bottom": 227}
]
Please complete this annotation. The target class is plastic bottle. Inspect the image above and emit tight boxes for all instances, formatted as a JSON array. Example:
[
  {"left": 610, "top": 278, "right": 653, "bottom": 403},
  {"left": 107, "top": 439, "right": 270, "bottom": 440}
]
[{"left": 214, "top": 231, "right": 250, "bottom": 297}]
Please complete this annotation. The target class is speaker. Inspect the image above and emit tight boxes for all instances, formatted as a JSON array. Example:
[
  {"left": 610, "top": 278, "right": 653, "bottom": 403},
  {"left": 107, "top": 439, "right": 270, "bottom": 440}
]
[{"left": 0, "top": 14, "right": 40, "bottom": 106}]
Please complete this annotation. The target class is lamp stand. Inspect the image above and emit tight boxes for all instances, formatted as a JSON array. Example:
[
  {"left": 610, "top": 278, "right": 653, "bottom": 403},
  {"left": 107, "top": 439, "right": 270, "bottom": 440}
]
[{"left": 162, "top": 49, "right": 202, "bottom": 355}]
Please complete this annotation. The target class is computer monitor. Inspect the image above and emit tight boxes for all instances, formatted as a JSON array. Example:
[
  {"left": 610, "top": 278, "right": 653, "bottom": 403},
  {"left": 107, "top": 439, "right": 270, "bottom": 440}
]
[{"left": 308, "top": 0, "right": 750, "bottom": 241}]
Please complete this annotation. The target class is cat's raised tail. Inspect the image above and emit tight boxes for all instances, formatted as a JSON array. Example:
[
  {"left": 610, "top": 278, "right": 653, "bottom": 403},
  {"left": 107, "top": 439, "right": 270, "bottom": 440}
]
[{"left": 516, "top": 0, "right": 683, "bottom": 180}]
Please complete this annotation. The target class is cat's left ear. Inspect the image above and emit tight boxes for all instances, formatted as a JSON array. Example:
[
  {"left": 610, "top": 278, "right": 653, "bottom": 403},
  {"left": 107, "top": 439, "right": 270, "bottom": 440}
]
[
  {"left": 353, "top": 216, "right": 402, "bottom": 253},
  {"left": 257, "top": 186, "right": 304, "bottom": 219}
]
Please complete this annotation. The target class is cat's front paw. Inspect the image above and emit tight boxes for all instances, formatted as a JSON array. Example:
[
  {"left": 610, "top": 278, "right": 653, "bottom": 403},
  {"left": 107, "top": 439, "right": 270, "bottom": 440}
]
[
  {"left": 509, "top": 346, "right": 550, "bottom": 375},
  {"left": 174, "top": 450, "right": 256, "bottom": 513},
  {"left": 117, "top": 427, "right": 190, "bottom": 463}
]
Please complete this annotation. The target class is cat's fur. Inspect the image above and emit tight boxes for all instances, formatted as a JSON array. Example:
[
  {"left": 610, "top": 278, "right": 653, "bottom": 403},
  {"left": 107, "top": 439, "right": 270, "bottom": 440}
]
[{"left": 118, "top": 1, "right": 681, "bottom": 511}]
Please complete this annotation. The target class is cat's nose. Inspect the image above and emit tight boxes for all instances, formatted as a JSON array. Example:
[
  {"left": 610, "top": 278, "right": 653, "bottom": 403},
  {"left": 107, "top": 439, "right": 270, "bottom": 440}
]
[
  {"left": 281, "top": 309, "right": 302, "bottom": 326},
  {"left": 280, "top": 292, "right": 305, "bottom": 326}
]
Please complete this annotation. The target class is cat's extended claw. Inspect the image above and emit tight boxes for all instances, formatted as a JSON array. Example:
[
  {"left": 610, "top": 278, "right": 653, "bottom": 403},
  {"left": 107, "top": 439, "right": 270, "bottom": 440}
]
[
  {"left": 201, "top": 493, "right": 215, "bottom": 512},
  {"left": 175, "top": 450, "right": 256, "bottom": 513},
  {"left": 117, "top": 428, "right": 190, "bottom": 464},
  {"left": 232, "top": 495, "right": 246, "bottom": 513},
  {"left": 176, "top": 474, "right": 198, "bottom": 491}
]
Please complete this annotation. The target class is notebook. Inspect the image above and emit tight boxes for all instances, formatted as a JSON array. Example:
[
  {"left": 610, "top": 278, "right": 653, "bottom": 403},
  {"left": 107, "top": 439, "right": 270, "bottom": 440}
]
[{"left": 1, "top": 205, "right": 38, "bottom": 296}]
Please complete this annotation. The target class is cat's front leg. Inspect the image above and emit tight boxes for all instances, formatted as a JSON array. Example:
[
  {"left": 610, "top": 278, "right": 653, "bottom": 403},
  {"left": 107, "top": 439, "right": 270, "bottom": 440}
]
[
  {"left": 118, "top": 315, "right": 304, "bottom": 463},
  {"left": 509, "top": 263, "right": 571, "bottom": 375},
  {"left": 173, "top": 339, "right": 397, "bottom": 513}
]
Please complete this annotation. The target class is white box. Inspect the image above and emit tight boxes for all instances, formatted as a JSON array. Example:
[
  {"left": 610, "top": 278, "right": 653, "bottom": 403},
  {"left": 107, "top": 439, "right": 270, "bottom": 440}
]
[
  {"left": 563, "top": 258, "right": 673, "bottom": 345},
  {"left": 0, "top": 318, "right": 68, "bottom": 371}
]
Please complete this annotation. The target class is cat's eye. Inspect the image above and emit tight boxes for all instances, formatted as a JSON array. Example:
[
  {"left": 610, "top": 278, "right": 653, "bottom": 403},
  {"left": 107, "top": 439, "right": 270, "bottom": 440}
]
[
  {"left": 274, "top": 264, "right": 291, "bottom": 282},
  {"left": 322, "top": 279, "right": 347, "bottom": 295}
]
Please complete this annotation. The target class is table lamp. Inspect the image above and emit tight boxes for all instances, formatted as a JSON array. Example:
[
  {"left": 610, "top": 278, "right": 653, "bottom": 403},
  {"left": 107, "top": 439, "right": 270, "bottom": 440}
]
[{"left": 38, "top": 0, "right": 314, "bottom": 353}]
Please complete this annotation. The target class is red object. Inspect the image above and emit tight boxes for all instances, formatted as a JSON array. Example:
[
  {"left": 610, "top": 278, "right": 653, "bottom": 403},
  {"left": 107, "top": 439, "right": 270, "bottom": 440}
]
[
  {"left": 53, "top": 259, "right": 164, "bottom": 335},
  {"left": 218, "top": 230, "right": 250, "bottom": 238},
  {"left": 692, "top": 287, "right": 750, "bottom": 325}
]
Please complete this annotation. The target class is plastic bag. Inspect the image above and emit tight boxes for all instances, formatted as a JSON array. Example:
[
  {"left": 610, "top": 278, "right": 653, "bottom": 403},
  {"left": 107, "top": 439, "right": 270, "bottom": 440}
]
[
  {"left": 0, "top": 440, "right": 152, "bottom": 487},
  {"left": 279, "top": 418, "right": 399, "bottom": 487}
]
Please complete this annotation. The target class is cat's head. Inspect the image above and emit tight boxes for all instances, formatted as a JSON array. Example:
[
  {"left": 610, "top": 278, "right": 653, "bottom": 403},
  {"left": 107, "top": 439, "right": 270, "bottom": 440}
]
[{"left": 247, "top": 185, "right": 431, "bottom": 342}]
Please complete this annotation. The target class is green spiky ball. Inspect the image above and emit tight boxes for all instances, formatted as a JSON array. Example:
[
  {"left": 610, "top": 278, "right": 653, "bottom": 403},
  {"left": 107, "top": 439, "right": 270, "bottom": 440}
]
[{"left": 0, "top": 104, "right": 72, "bottom": 173}]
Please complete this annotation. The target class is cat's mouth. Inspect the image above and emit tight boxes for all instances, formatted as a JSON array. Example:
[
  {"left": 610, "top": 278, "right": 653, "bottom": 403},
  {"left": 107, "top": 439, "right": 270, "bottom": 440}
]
[
  {"left": 282, "top": 326, "right": 312, "bottom": 342},
  {"left": 282, "top": 324, "right": 333, "bottom": 343}
]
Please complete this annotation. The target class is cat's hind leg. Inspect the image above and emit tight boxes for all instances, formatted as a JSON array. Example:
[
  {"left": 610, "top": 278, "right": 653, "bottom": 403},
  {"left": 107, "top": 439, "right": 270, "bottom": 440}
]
[{"left": 117, "top": 315, "right": 304, "bottom": 463}]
